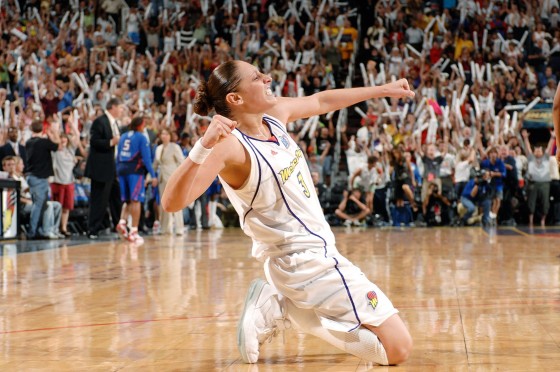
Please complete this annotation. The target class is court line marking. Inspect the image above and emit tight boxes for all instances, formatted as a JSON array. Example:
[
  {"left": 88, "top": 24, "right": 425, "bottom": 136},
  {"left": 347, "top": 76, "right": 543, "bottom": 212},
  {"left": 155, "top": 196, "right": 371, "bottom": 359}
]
[
  {"left": 512, "top": 228, "right": 534, "bottom": 237},
  {"left": 2, "top": 298, "right": 559, "bottom": 335},
  {"left": 0, "top": 314, "right": 222, "bottom": 335}
]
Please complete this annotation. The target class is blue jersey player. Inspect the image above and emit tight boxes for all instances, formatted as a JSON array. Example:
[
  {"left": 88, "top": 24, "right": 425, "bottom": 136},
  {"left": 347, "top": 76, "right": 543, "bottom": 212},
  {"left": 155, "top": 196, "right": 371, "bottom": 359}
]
[{"left": 116, "top": 116, "right": 158, "bottom": 243}]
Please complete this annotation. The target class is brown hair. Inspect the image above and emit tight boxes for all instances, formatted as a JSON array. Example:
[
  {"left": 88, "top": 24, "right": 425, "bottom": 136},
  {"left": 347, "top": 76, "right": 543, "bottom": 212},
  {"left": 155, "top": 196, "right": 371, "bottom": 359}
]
[
  {"left": 60, "top": 133, "right": 69, "bottom": 146},
  {"left": 194, "top": 61, "right": 242, "bottom": 118},
  {"left": 367, "top": 155, "right": 378, "bottom": 165},
  {"left": 2, "top": 155, "right": 15, "bottom": 167},
  {"left": 106, "top": 97, "right": 123, "bottom": 110},
  {"left": 159, "top": 128, "right": 171, "bottom": 137},
  {"left": 130, "top": 116, "right": 144, "bottom": 131},
  {"left": 31, "top": 120, "right": 43, "bottom": 133}
]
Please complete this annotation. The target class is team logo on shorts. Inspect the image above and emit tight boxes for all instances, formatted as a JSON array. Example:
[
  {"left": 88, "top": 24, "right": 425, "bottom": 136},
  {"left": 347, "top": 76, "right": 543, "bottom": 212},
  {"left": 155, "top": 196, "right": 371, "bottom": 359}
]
[
  {"left": 367, "top": 291, "right": 378, "bottom": 310},
  {"left": 280, "top": 135, "right": 290, "bottom": 148}
]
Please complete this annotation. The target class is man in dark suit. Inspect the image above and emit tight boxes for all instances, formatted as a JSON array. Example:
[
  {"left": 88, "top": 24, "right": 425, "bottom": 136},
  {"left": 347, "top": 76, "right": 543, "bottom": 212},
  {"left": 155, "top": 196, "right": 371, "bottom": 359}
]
[
  {"left": 85, "top": 97, "right": 124, "bottom": 239},
  {"left": 0, "top": 126, "right": 27, "bottom": 170}
]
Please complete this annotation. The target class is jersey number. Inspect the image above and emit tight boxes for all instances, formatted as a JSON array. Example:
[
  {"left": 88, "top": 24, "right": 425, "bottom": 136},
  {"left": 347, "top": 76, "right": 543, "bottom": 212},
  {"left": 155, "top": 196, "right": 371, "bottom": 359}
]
[
  {"left": 297, "top": 171, "right": 311, "bottom": 198},
  {"left": 122, "top": 139, "right": 131, "bottom": 151}
]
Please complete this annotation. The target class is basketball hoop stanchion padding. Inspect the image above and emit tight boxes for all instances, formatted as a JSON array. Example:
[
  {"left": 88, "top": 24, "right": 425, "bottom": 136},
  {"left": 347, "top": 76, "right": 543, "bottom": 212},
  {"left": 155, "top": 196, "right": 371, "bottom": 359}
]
[{"left": 0, "top": 179, "right": 20, "bottom": 239}]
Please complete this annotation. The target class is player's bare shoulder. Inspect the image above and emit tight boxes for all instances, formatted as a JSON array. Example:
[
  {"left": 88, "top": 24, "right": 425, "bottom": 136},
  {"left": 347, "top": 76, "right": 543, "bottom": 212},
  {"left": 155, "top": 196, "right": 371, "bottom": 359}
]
[
  {"left": 216, "top": 133, "right": 251, "bottom": 189},
  {"left": 214, "top": 131, "right": 249, "bottom": 166}
]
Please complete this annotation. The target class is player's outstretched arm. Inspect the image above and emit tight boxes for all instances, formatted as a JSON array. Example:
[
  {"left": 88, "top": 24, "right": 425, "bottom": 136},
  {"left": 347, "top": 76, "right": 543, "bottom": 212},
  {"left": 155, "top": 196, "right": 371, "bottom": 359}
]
[
  {"left": 553, "top": 83, "right": 560, "bottom": 162},
  {"left": 268, "top": 79, "right": 415, "bottom": 124}
]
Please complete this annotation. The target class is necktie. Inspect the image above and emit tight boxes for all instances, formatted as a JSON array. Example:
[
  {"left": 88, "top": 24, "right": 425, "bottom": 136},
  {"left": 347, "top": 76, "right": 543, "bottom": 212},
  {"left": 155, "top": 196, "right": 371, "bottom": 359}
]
[{"left": 112, "top": 120, "right": 120, "bottom": 138}]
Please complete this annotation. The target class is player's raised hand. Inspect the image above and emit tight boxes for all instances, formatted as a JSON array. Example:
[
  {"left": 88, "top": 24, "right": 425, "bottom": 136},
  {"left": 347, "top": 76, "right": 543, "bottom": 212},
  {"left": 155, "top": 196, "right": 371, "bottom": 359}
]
[
  {"left": 383, "top": 78, "right": 415, "bottom": 100},
  {"left": 200, "top": 115, "right": 237, "bottom": 148}
]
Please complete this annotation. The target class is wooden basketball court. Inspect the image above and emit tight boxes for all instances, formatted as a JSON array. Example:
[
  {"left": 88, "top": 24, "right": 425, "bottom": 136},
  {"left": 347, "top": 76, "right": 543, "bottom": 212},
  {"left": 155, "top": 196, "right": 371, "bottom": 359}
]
[{"left": 0, "top": 226, "right": 559, "bottom": 370}]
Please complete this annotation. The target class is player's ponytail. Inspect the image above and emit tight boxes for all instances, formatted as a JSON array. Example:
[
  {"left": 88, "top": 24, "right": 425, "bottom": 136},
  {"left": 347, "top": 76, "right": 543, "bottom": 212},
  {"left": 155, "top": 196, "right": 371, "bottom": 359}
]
[
  {"left": 194, "top": 81, "right": 213, "bottom": 117},
  {"left": 193, "top": 60, "right": 242, "bottom": 118}
]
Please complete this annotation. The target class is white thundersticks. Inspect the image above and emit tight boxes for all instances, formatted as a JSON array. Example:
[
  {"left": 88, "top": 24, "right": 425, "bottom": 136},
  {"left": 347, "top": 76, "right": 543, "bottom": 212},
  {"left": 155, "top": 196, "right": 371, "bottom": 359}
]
[{"left": 237, "top": 278, "right": 289, "bottom": 363}]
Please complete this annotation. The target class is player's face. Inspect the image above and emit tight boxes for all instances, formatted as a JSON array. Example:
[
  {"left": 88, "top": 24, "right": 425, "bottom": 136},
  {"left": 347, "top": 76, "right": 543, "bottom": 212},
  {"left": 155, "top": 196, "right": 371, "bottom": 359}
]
[{"left": 234, "top": 61, "right": 276, "bottom": 113}]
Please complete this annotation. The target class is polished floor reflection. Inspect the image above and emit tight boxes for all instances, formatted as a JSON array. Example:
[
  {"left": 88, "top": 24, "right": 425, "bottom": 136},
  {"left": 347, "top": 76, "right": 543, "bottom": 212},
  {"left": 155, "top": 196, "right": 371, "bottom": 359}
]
[{"left": 0, "top": 227, "right": 559, "bottom": 371}]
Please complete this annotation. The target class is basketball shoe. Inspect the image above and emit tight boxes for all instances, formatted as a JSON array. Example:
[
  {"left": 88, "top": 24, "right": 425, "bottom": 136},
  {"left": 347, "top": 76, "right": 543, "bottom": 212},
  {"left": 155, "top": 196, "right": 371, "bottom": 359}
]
[
  {"left": 237, "top": 278, "right": 289, "bottom": 363},
  {"left": 127, "top": 231, "right": 144, "bottom": 244},
  {"left": 116, "top": 221, "right": 128, "bottom": 240},
  {"left": 153, "top": 220, "right": 161, "bottom": 235}
]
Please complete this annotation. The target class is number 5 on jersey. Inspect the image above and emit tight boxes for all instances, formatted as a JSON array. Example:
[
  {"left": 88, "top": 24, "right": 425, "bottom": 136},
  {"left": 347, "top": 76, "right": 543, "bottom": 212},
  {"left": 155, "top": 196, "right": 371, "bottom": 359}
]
[{"left": 122, "top": 139, "right": 130, "bottom": 151}]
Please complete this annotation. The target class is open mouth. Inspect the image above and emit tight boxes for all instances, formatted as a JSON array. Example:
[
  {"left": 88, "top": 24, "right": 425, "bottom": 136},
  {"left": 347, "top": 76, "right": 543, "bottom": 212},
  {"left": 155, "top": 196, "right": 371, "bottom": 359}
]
[{"left": 265, "top": 87, "right": 273, "bottom": 96}]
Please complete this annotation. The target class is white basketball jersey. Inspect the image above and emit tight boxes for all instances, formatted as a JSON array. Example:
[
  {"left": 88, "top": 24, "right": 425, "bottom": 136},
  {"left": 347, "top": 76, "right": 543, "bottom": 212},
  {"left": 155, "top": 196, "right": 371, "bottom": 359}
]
[{"left": 219, "top": 114, "right": 336, "bottom": 261}]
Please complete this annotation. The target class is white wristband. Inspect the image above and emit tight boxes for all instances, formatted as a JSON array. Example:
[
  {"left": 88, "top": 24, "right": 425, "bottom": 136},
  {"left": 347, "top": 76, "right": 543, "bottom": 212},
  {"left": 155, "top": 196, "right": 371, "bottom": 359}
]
[{"left": 189, "top": 138, "right": 213, "bottom": 164}]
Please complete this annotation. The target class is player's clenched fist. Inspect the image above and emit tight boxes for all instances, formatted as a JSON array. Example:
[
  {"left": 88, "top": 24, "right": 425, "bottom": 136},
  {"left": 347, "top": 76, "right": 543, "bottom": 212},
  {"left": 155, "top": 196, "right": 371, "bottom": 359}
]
[
  {"left": 384, "top": 78, "right": 415, "bottom": 99},
  {"left": 200, "top": 115, "right": 237, "bottom": 149}
]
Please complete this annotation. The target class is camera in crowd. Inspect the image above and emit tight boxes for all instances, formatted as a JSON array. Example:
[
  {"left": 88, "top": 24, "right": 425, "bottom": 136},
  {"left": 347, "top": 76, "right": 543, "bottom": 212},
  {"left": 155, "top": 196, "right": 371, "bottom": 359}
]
[
  {"left": 430, "top": 184, "right": 439, "bottom": 194},
  {"left": 473, "top": 169, "right": 490, "bottom": 184}
]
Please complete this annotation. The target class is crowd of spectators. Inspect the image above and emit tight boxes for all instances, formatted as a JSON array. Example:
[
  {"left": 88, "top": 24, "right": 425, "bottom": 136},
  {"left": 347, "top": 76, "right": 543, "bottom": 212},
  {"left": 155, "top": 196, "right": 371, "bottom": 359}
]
[
  {"left": 341, "top": 0, "right": 560, "bottom": 228},
  {"left": 0, "top": 0, "right": 559, "bottom": 239}
]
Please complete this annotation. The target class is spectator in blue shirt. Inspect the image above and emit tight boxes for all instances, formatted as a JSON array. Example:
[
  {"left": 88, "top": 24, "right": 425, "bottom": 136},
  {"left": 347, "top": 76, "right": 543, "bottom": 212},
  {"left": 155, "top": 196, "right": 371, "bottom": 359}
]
[
  {"left": 480, "top": 147, "right": 506, "bottom": 225},
  {"left": 460, "top": 169, "right": 492, "bottom": 226}
]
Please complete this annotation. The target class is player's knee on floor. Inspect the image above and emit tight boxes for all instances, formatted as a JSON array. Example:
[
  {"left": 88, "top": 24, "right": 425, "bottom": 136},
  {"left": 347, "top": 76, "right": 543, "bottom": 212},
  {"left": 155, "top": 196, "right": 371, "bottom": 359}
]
[{"left": 386, "top": 337, "right": 413, "bottom": 365}]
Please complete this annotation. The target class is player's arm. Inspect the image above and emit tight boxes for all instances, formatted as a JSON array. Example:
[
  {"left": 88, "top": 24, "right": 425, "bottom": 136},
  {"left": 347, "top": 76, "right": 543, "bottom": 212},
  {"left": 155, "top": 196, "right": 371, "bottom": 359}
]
[
  {"left": 546, "top": 130, "right": 555, "bottom": 155},
  {"left": 553, "top": 82, "right": 560, "bottom": 157},
  {"left": 140, "top": 137, "right": 157, "bottom": 178},
  {"left": 268, "top": 79, "right": 414, "bottom": 124},
  {"left": 162, "top": 115, "right": 243, "bottom": 213}
]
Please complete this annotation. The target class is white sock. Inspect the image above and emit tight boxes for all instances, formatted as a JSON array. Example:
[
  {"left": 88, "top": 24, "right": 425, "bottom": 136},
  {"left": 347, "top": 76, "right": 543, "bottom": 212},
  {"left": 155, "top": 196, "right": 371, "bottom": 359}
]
[
  {"left": 284, "top": 299, "right": 389, "bottom": 365},
  {"left": 119, "top": 219, "right": 126, "bottom": 225}
]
